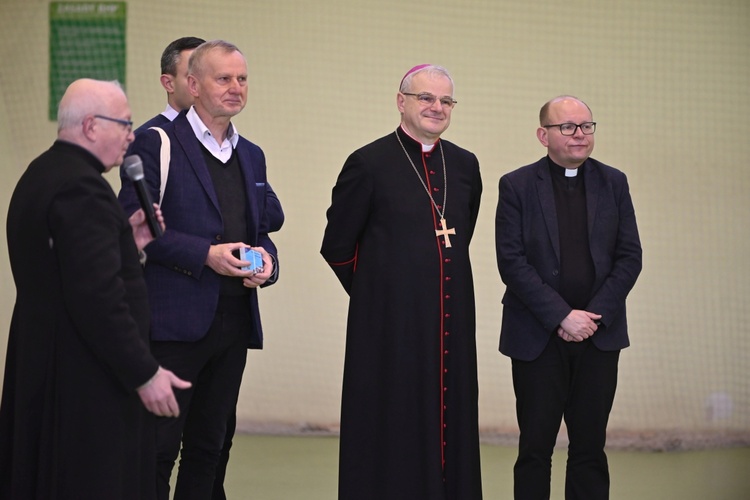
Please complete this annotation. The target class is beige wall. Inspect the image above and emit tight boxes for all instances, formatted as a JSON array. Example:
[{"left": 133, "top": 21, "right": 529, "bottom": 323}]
[{"left": 0, "top": 0, "right": 748, "bottom": 440}]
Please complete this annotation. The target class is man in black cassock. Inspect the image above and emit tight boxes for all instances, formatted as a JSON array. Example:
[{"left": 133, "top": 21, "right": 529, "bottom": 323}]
[
  {"left": 0, "top": 79, "right": 189, "bottom": 500},
  {"left": 321, "top": 64, "right": 483, "bottom": 500}
]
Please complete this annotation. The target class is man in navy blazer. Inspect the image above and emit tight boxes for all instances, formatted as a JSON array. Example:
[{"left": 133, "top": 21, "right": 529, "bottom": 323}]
[
  {"left": 119, "top": 40, "right": 280, "bottom": 500},
  {"left": 135, "top": 35, "right": 285, "bottom": 500},
  {"left": 130, "top": 37, "right": 285, "bottom": 500},
  {"left": 495, "top": 96, "right": 642, "bottom": 499}
]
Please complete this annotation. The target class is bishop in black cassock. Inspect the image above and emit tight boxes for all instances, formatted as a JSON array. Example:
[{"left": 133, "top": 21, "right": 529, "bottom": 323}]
[{"left": 321, "top": 65, "right": 483, "bottom": 500}]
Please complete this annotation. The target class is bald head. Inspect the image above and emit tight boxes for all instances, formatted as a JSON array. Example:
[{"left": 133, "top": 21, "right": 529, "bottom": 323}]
[
  {"left": 539, "top": 95, "right": 592, "bottom": 126},
  {"left": 57, "top": 79, "right": 134, "bottom": 170},
  {"left": 57, "top": 79, "right": 124, "bottom": 133}
]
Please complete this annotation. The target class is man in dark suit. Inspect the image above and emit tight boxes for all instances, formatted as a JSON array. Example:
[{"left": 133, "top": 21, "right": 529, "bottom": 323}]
[
  {"left": 495, "top": 95, "right": 642, "bottom": 499},
  {"left": 135, "top": 36, "right": 205, "bottom": 134},
  {"left": 0, "top": 78, "right": 189, "bottom": 500},
  {"left": 119, "top": 40, "right": 280, "bottom": 500}
]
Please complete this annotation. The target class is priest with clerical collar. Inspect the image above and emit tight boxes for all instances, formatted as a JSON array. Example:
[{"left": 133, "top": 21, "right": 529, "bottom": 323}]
[
  {"left": 321, "top": 64, "right": 483, "bottom": 500},
  {"left": 495, "top": 95, "right": 642, "bottom": 499}
]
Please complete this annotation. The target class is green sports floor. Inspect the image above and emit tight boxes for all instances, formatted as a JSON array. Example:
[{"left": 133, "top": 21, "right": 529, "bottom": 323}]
[{"left": 215, "top": 434, "right": 750, "bottom": 499}]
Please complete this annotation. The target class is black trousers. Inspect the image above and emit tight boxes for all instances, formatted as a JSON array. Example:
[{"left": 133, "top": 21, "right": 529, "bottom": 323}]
[
  {"left": 151, "top": 296, "right": 251, "bottom": 500},
  {"left": 511, "top": 335, "right": 619, "bottom": 500},
  {"left": 211, "top": 412, "right": 236, "bottom": 500}
]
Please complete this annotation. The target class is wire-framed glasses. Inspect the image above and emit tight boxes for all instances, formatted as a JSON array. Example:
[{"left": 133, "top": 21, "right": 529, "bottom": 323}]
[
  {"left": 401, "top": 92, "right": 457, "bottom": 108},
  {"left": 94, "top": 114, "right": 134, "bottom": 132}
]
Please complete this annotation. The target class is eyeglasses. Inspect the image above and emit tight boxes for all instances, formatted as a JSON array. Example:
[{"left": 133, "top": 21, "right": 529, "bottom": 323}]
[
  {"left": 402, "top": 92, "right": 457, "bottom": 108},
  {"left": 94, "top": 114, "right": 133, "bottom": 132},
  {"left": 542, "top": 122, "right": 596, "bottom": 136}
]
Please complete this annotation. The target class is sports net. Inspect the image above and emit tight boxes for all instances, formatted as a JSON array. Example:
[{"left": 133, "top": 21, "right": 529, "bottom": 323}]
[{"left": 0, "top": 0, "right": 748, "bottom": 451}]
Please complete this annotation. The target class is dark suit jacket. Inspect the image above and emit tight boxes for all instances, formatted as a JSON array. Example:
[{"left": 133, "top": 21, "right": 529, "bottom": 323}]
[
  {"left": 495, "top": 156, "right": 642, "bottom": 361},
  {"left": 134, "top": 113, "right": 170, "bottom": 135},
  {"left": 119, "top": 111, "right": 278, "bottom": 348},
  {"left": 134, "top": 113, "right": 285, "bottom": 233}
]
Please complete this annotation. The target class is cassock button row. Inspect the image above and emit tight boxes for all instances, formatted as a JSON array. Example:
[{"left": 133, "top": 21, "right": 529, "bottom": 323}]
[
  {"left": 444, "top": 258, "right": 451, "bottom": 263},
  {"left": 445, "top": 276, "right": 451, "bottom": 281},
  {"left": 433, "top": 187, "right": 439, "bottom": 192},
  {"left": 444, "top": 313, "right": 451, "bottom": 318},
  {"left": 429, "top": 170, "right": 436, "bottom": 175},
  {"left": 445, "top": 294, "right": 450, "bottom": 299}
]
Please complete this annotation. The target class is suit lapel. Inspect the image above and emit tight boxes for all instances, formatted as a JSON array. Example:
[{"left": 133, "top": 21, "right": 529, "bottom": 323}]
[
  {"left": 535, "top": 159, "right": 561, "bottom": 262},
  {"left": 583, "top": 159, "right": 601, "bottom": 238},
  {"left": 172, "top": 116, "right": 262, "bottom": 240},
  {"left": 173, "top": 116, "right": 221, "bottom": 213}
]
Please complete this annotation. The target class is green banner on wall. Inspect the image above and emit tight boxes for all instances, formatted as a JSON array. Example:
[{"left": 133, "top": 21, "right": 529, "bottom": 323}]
[{"left": 49, "top": 2, "right": 127, "bottom": 120}]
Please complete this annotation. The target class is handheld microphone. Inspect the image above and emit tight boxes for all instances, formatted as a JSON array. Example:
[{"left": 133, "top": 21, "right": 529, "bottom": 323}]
[{"left": 122, "top": 155, "right": 163, "bottom": 239}]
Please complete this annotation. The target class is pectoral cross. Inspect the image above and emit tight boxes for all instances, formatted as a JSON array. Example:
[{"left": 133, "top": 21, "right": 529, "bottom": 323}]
[{"left": 435, "top": 218, "right": 456, "bottom": 248}]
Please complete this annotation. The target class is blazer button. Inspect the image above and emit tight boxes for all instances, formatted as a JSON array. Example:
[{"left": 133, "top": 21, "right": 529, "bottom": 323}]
[
  {"left": 552, "top": 269, "right": 559, "bottom": 277},
  {"left": 216, "top": 235, "right": 223, "bottom": 241}
]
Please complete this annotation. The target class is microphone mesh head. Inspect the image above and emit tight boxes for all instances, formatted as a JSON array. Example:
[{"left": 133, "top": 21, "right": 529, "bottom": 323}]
[{"left": 122, "top": 155, "right": 144, "bottom": 181}]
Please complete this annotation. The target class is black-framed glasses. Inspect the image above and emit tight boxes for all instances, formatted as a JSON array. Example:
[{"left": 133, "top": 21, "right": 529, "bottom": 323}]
[
  {"left": 402, "top": 92, "right": 457, "bottom": 108},
  {"left": 94, "top": 114, "right": 133, "bottom": 132},
  {"left": 542, "top": 122, "right": 596, "bottom": 136}
]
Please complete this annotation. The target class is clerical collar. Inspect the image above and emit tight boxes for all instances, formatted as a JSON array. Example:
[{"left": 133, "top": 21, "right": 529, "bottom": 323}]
[
  {"left": 398, "top": 126, "right": 437, "bottom": 152},
  {"left": 548, "top": 157, "right": 582, "bottom": 178}
]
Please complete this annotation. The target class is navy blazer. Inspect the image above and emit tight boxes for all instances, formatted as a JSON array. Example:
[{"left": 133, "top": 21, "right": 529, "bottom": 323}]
[
  {"left": 495, "top": 156, "right": 642, "bottom": 361},
  {"left": 119, "top": 111, "right": 278, "bottom": 348},
  {"left": 133, "top": 113, "right": 285, "bottom": 232}
]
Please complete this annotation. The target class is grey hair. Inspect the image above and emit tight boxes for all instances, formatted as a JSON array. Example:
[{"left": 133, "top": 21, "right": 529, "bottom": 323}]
[
  {"left": 188, "top": 40, "right": 244, "bottom": 79},
  {"left": 399, "top": 65, "right": 454, "bottom": 94},
  {"left": 57, "top": 80, "right": 124, "bottom": 132}
]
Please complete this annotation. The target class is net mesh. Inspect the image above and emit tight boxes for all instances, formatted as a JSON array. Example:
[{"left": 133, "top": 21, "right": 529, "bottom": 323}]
[{"left": 0, "top": 0, "right": 748, "bottom": 451}]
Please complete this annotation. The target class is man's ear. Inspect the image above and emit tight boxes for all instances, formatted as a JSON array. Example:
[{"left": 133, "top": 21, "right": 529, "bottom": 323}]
[
  {"left": 536, "top": 127, "right": 549, "bottom": 147},
  {"left": 160, "top": 74, "right": 175, "bottom": 93},
  {"left": 187, "top": 74, "right": 200, "bottom": 97},
  {"left": 396, "top": 92, "right": 406, "bottom": 113},
  {"left": 81, "top": 115, "right": 97, "bottom": 141}
]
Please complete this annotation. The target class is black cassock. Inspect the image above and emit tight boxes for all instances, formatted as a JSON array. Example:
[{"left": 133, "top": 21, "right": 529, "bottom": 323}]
[
  {"left": 321, "top": 127, "right": 483, "bottom": 500},
  {"left": 0, "top": 142, "right": 159, "bottom": 499}
]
